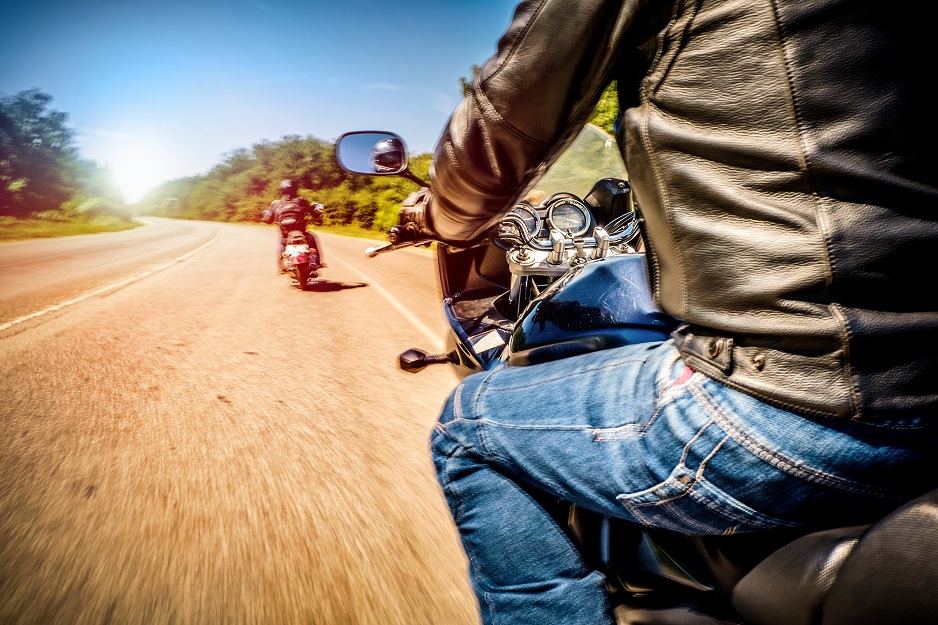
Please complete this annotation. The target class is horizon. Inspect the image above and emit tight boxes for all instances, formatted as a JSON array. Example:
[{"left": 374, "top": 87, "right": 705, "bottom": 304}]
[{"left": 1, "top": 0, "right": 519, "bottom": 203}]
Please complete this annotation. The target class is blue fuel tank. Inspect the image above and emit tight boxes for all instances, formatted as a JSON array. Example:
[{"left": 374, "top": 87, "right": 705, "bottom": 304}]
[{"left": 508, "top": 254, "right": 680, "bottom": 366}]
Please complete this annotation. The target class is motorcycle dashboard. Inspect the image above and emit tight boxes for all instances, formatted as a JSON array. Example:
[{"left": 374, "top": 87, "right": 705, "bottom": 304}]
[
  {"left": 506, "top": 202, "right": 542, "bottom": 237},
  {"left": 499, "top": 193, "right": 596, "bottom": 249},
  {"left": 545, "top": 195, "right": 591, "bottom": 237}
]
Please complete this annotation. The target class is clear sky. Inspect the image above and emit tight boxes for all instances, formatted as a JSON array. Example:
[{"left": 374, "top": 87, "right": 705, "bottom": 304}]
[{"left": 1, "top": 0, "right": 520, "bottom": 203}]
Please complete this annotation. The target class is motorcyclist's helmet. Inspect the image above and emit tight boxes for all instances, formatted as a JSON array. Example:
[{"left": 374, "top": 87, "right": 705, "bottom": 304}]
[
  {"left": 371, "top": 139, "right": 405, "bottom": 173},
  {"left": 279, "top": 179, "right": 298, "bottom": 197}
]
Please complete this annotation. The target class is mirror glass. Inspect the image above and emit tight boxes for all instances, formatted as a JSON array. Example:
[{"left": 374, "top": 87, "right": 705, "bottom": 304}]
[{"left": 335, "top": 132, "right": 408, "bottom": 175}]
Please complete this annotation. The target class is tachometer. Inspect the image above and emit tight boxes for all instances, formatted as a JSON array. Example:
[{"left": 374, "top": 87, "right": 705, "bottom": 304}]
[
  {"left": 507, "top": 202, "right": 541, "bottom": 237},
  {"left": 546, "top": 197, "right": 590, "bottom": 237}
]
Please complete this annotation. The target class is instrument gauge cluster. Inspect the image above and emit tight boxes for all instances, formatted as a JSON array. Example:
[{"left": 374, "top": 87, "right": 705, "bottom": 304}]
[
  {"left": 506, "top": 202, "right": 542, "bottom": 237},
  {"left": 498, "top": 194, "right": 597, "bottom": 247},
  {"left": 545, "top": 196, "right": 591, "bottom": 237}
]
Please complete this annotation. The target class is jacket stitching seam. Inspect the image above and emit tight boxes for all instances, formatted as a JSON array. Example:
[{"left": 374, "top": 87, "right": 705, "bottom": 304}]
[{"left": 768, "top": 0, "right": 838, "bottom": 304}]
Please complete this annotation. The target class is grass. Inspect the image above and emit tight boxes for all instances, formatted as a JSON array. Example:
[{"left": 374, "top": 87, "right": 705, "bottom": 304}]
[
  {"left": 0, "top": 214, "right": 143, "bottom": 242},
  {"left": 313, "top": 222, "right": 387, "bottom": 241},
  {"left": 0, "top": 213, "right": 402, "bottom": 246}
]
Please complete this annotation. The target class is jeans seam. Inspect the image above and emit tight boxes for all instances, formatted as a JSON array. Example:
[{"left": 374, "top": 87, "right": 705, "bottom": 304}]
[
  {"left": 615, "top": 419, "right": 716, "bottom": 508},
  {"left": 689, "top": 381, "right": 895, "bottom": 498},
  {"left": 454, "top": 382, "right": 467, "bottom": 421},
  {"left": 612, "top": 419, "right": 714, "bottom": 506},
  {"left": 593, "top": 359, "right": 681, "bottom": 442},
  {"left": 619, "top": 428, "right": 796, "bottom": 532},
  {"left": 689, "top": 434, "right": 798, "bottom": 530},
  {"left": 471, "top": 377, "right": 507, "bottom": 461},
  {"left": 680, "top": 417, "right": 716, "bottom": 469},
  {"left": 438, "top": 447, "right": 492, "bottom": 611},
  {"left": 685, "top": 486, "right": 792, "bottom": 531},
  {"left": 475, "top": 354, "right": 648, "bottom": 394},
  {"left": 479, "top": 591, "right": 496, "bottom": 625}
]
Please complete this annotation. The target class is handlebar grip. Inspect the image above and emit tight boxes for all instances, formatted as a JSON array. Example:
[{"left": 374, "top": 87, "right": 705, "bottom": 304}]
[{"left": 365, "top": 245, "right": 388, "bottom": 257}]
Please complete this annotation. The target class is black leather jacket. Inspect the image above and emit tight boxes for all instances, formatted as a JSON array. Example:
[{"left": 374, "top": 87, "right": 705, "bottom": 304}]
[
  {"left": 265, "top": 195, "right": 316, "bottom": 238},
  {"left": 426, "top": 0, "right": 938, "bottom": 421}
]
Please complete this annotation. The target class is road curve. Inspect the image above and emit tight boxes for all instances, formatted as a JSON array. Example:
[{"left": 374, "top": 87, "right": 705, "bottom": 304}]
[
  {"left": 0, "top": 219, "right": 479, "bottom": 625},
  {"left": 0, "top": 218, "right": 221, "bottom": 326}
]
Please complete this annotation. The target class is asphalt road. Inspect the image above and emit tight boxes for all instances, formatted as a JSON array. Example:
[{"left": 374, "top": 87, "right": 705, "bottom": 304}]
[{"left": 0, "top": 218, "right": 479, "bottom": 625}]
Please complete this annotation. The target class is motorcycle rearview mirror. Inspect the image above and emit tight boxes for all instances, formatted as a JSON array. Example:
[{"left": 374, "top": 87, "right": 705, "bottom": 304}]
[
  {"left": 399, "top": 348, "right": 458, "bottom": 373},
  {"left": 335, "top": 131, "right": 428, "bottom": 187}
]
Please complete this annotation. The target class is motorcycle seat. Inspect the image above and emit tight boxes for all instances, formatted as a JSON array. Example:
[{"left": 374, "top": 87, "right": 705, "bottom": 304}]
[
  {"left": 732, "top": 488, "right": 938, "bottom": 625},
  {"left": 285, "top": 230, "right": 307, "bottom": 245}
]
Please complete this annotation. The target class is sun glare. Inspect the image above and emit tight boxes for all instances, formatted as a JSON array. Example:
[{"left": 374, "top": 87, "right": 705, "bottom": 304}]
[
  {"left": 82, "top": 130, "right": 177, "bottom": 205},
  {"left": 107, "top": 146, "right": 171, "bottom": 205}
]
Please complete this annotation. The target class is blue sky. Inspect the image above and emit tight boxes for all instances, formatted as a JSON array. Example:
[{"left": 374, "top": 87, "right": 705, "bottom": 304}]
[{"left": 1, "top": 0, "right": 519, "bottom": 202}]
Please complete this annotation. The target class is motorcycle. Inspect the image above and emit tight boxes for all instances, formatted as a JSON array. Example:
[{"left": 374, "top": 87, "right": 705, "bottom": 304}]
[
  {"left": 335, "top": 127, "right": 938, "bottom": 625},
  {"left": 275, "top": 211, "right": 322, "bottom": 290}
]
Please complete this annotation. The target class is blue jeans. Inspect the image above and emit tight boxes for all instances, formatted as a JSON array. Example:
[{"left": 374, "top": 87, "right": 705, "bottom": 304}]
[{"left": 430, "top": 340, "right": 936, "bottom": 625}]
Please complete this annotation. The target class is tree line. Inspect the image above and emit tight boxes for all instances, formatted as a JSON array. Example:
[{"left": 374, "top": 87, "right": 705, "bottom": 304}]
[
  {"left": 137, "top": 81, "right": 618, "bottom": 233},
  {"left": 1, "top": 82, "right": 618, "bottom": 235},
  {"left": 0, "top": 89, "right": 125, "bottom": 219},
  {"left": 137, "top": 134, "right": 431, "bottom": 234}
]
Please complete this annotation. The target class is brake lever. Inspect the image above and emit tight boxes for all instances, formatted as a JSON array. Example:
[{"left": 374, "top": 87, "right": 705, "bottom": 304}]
[{"left": 364, "top": 239, "right": 434, "bottom": 257}]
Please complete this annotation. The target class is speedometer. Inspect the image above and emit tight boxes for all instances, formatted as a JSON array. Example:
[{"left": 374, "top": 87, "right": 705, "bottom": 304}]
[{"left": 546, "top": 197, "right": 590, "bottom": 237}]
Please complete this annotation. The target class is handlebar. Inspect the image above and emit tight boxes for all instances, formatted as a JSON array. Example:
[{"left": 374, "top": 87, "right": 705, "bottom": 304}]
[
  {"left": 364, "top": 239, "right": 434, "bottom": 257},
  {"left": 365, "top": 213, "right": 639, "bottom": 260},
  {"left": 498, "top": 211, "right": 641, "bottom": 252}
]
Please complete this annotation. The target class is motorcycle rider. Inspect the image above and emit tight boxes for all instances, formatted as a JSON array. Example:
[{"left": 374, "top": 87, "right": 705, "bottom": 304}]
[
  {"left": 371, "top": 137, "right": 405, "bottom": 173},
  {"left": 262, "top": 179, "right": 324, "bottom": 271},
  {"left": 395, "top": 1, "right": 938, "bottom": 624}
]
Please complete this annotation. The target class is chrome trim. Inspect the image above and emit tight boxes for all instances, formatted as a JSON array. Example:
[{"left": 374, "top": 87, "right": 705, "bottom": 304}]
[{"left": 545, "top": 197, "right": 591, "bottom": 237}]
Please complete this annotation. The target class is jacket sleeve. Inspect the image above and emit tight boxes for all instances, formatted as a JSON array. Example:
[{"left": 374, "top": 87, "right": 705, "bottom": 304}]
[
  {"left": 297, "top": 198, "right": 312, "bottom": 221},
  {"left": 426, "top": 0, "right": 648, "bottom": 245},
  {"left": 263, "top": 201, "right": 277, "bottom": 224}
]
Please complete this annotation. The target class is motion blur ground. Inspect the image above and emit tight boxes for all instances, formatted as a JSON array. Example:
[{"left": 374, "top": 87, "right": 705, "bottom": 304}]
[{"left": 0, "top": 220, "right": 480, "bottom": 625}]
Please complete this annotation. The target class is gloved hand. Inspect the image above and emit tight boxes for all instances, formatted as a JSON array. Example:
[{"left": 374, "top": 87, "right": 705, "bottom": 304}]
[
  {"left": 389, "top": 187, "right": 434, "bottom": 244},
  {"left": 310, "top": 203, "right": 324, "bottom": 226}
]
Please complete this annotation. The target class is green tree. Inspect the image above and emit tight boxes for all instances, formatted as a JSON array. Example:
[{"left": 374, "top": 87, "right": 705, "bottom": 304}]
[
  {"left": 139, "top": 70, "right": 620, "bottom": 236},
  {"left": 0, "top": 89, "right": 79, "bottom": 215},
  {"left": 0, "top": 89, "right": 124, "bottom": 217},
  {"left": 137, "top": 134, "right": 375, "bottom": 227},
  {"left": 588, "top": 82, "right": 618, "bottom": 135}
]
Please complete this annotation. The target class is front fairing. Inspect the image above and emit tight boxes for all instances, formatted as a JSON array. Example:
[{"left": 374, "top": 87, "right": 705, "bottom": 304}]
[
  {"left": 438, "top": 242, "right": 513, "bottom": 375},
  {"left": 435, "top": 124, "right": 669, "bottom": 374}
]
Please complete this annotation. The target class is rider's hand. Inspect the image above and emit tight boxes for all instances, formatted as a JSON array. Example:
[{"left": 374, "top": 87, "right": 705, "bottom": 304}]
[{"left": 389, "top": 187, "right": 433, "bottom": 244}]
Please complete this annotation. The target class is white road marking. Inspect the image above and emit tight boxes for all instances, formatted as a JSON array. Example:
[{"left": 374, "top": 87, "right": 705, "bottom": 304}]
[
  {"left": 328, "top": 254, "right": 441, "bottom": 346},
  {"left": 0, "top": 230, "right": 222, "bottom": 333}
]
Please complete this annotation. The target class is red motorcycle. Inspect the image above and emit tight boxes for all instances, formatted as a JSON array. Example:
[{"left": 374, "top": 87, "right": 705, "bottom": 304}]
[{"left": 279, "top": 223, "right": 320, "bottom": 290}]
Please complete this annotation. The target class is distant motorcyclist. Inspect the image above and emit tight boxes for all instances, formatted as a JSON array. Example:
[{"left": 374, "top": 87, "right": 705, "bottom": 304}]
[{"left": 262, "top": 179, "right": 324, "bottom": 270}]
